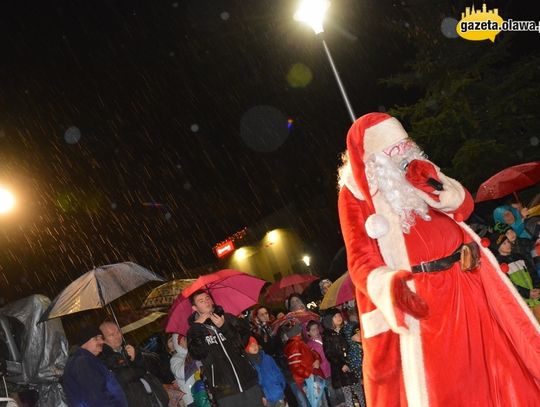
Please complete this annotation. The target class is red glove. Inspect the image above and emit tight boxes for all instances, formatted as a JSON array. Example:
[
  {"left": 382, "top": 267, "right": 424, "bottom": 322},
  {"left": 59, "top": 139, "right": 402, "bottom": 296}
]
[
  {"left": 405, "top": 160, "right": 442, "bottom": 197},
  {"left": 391, "top": 270, "right": 429, "bottom": 324}
]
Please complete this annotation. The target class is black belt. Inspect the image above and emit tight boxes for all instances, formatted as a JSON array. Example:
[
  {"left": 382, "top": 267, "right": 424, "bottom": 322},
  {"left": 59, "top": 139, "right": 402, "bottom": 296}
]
[{"left": 411, "top": 247, "right": 462, "bottom": 273}]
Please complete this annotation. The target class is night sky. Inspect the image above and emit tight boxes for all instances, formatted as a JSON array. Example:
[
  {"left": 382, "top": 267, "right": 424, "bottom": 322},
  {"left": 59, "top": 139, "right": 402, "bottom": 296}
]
[{"left": 0, "top": 0, "right": 536, "bottom": 305}]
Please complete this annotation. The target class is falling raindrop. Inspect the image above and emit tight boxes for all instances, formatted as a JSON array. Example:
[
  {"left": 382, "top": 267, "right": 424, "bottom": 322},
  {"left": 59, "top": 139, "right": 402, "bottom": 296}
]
[
  {"left": 220, "top": 11, "right": 230, "bottom": 20},
  {"left": 183, "top": 182, "right": 191, "bottom": 190},
  {"left": 165, "top": 212, "right": 172, "bottom": 221},
  {"left": 172, "top": 2, "right": 178, "bottom": 7},
  {"left": 111, "top": 202, "right": 117, "bottom": 210},
  {"left": 190, "top": 124, "right": 199, "bottom": 133},
  {"left": 530, "top": 136, "right": 539, "bottom": 147},
  {"left": 377, "top": 105, "right": 387, "bottom": 113},
  {"left": 441, "top": 17, "right": 459, "bottom": 39},
  {"left": 64, "top": 126, "right": 81, "bottom": 144},
  {"left": 240, "top": 105, "right": 289, "bottom": 152},
  {"left": 169, "top": 51, "right": 175, "bottom": 57}
]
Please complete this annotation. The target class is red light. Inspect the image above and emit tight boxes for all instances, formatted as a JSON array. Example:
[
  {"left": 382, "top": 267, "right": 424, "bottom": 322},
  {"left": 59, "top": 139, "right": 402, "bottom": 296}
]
[{"left": 214, "top": 240, "right": 235, "bottom": 258}]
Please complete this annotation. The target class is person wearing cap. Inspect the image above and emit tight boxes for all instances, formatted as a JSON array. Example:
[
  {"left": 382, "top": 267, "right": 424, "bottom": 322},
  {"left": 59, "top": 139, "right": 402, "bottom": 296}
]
[
  {"left": 319, "top": 279, "right": 333, "bottom": 297},
  {"left": 62, "top": 325, "right": 127, "bottom": 407},
  {"left": 338, "top": 112, "right": 540, "bottom": 407},
  {"left": 245, "top": 336, "right": 286, "bottom": 407}
]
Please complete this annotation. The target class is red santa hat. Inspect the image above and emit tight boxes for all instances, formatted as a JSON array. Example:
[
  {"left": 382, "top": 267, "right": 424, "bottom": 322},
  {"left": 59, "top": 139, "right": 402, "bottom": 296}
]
[{"left": 346, "top": 112, "right": 409, "bottom": 238}]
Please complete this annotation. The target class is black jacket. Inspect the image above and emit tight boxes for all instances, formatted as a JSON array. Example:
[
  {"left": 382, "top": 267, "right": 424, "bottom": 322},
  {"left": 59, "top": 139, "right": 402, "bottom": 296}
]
[
  {"left": 99, "top": 344, "right": 169, "bottom": 407},
  {"left": 187, "top": 312, "right": 258, "bottom": 400},
  {"left": 323, "top": 329, "right": 357, "bottom": 388}
]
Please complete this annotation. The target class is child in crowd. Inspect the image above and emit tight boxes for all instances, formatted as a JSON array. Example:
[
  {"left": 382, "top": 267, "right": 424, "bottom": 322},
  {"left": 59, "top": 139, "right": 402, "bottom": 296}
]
[
  {"left": 305, "top": 320, "right": 342, "bottom": 407},
  {"left": 341, "top": 320, "right": 366, "bottom": 407},
  {"left": 322, "top": 309, "right": 364, "bottom": 407},
  {"left": 170, "top": 334, "right": 210, "bottom": 407},
  {"left": 490, "top": 232, "right": 540, "bottom": 323},
  {"left": 283, "top": 319, "right": 326, "bottom": 407},
  {"left": 245, "top": 336, "right": 287, "bottom": 407}
]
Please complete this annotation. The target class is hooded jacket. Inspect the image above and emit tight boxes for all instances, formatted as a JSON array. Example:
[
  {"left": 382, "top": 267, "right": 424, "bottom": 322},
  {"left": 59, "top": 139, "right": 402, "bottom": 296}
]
[
  {"left": 62, "top": 347, "right": 128, "bottom": 407},
  {"left": 321, "top": 314, "right": 357, "bottom": 389},
  {"left": 248, "top": 350, "right": 286, "bottom": 403},
  {"left": 170, "top": 334, "right": 199, "bottom": 405},
  {"left": 283, "top": 335, "right": 322, "bottom": 387},
  {"left": 187, "top": 312, "right": 258, "bottom": 400}
]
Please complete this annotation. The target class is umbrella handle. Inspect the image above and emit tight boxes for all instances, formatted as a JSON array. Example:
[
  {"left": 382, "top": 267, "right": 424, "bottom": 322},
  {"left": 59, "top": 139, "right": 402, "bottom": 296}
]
[
  {"left": 513, "top": 191, "right": 522, "bottom": 207},
  {"left": 108, "top": 304, "right": 127, "bottom": 345}
]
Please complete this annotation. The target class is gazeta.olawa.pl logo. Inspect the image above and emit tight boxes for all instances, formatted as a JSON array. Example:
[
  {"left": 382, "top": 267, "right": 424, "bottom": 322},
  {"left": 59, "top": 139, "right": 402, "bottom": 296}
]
[{"left": 457, "top": 3, "right": 540, "bottom": 42}]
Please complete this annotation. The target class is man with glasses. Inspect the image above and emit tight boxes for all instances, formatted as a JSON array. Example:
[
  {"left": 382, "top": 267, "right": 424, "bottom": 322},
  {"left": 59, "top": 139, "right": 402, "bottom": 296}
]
[{"left": 337, "top": 112, "right": 540, "bottom": 407}]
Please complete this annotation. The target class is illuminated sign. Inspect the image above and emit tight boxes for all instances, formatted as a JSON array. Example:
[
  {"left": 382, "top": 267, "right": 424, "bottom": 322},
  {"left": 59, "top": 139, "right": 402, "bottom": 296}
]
[{"left": 214, "top": 240, "right": 235, "bottom": 258}]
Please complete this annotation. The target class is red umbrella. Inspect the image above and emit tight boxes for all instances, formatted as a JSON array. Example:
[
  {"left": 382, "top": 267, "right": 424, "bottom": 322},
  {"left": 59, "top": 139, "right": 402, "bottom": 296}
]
[
  {"left": 270, "top": 309, "right": 321, "bottom": 335},
  {"left": 319, "top": 272, "right": 355, "bottom": 310},
  {"left": 264, "top": 274, "right": 319, "bottom": 304},
  {"left": 165, "top": 269, "right": 266, "bottom": 335},
  {"left": 475, "top": 161, "right": 540, "bottom": 203}
]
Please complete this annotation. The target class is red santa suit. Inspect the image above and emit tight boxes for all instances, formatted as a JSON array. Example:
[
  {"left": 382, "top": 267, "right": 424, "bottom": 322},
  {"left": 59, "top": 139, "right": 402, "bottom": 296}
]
[{"left": 338, "top": 113, "right": 540, "bottom": 407}]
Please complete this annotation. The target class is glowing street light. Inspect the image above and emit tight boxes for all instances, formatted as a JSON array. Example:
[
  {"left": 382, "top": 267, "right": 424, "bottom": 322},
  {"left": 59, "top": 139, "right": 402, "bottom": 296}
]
[
  {"left": 294, "top": 0, "right": 356, "bottom": 123},
  {"left": 235, "top": 247, "right": 249, "bottom": 260},
  {"left": 266, "top": 229, "right": 280, "bottom": 245},
  {"left": 0, "top": 188, "right": 15, "bottom": 214},
  {"left": 294, "top": 0, "right": 330, "bottom": 35}
]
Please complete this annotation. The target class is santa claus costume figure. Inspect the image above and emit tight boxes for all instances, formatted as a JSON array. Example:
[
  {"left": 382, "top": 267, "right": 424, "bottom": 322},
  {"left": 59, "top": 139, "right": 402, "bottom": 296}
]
[{"left": 337, "top": 112, "right": 540, "bottom": 407}]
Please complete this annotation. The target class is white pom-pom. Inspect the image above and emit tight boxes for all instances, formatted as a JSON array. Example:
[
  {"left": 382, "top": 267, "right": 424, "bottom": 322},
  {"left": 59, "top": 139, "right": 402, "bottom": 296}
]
[{"left": 365, "top": 214, "right": 390, "bottom": 239}]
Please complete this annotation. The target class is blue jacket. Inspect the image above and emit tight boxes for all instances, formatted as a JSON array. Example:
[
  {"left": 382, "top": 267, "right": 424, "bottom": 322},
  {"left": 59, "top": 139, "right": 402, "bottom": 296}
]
[
  {"left": 251, "top": 351, "right": 285, "bottom": 403},
  {"left": 62, "top": 348, "right": 128, "bottom": 407}
]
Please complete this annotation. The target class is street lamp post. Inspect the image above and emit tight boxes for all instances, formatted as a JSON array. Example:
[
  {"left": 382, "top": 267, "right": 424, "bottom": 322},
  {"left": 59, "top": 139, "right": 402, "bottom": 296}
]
[{"left": 294, "top": 0, "right": 357, "bottom": 123}]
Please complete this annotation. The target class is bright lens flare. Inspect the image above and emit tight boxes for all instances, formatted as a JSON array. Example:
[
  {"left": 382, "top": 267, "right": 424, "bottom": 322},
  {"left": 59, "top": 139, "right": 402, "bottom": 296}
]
[
  {"left": 294, "top": 0, "right": 330, "bottom": 34},
  {"left": 0, "top": 188, "right": 15, "bottom": 214}
]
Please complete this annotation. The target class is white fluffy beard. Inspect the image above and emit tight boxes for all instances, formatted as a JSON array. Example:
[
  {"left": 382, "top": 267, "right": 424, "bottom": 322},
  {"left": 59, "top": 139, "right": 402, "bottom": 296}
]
[{"left": 366, "top": 147, "right": 431, "bottom": 233}]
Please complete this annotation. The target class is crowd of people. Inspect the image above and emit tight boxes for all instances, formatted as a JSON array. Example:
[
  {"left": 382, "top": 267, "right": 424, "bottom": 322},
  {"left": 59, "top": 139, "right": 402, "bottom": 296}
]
[
  {"left": 60, "top": 281, "right": 367, "bottom": 407},
  {"left": 58, "top": 113, "right": 540, "bottom": 407},
  {"left": 58, "top": 191, "right": 540, "bottom": 407},
  {"left": 484, "top": 202, "right": 540, "bottom": 322}
]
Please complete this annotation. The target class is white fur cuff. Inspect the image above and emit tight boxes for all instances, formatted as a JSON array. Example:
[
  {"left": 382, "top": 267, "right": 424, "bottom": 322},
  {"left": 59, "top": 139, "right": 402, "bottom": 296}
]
[
  {"left": 366, "top": 266, "right": 406, "bottom": 334},
  {"left": 361, "top": 308, "right": 391, "bottom": 338}
]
